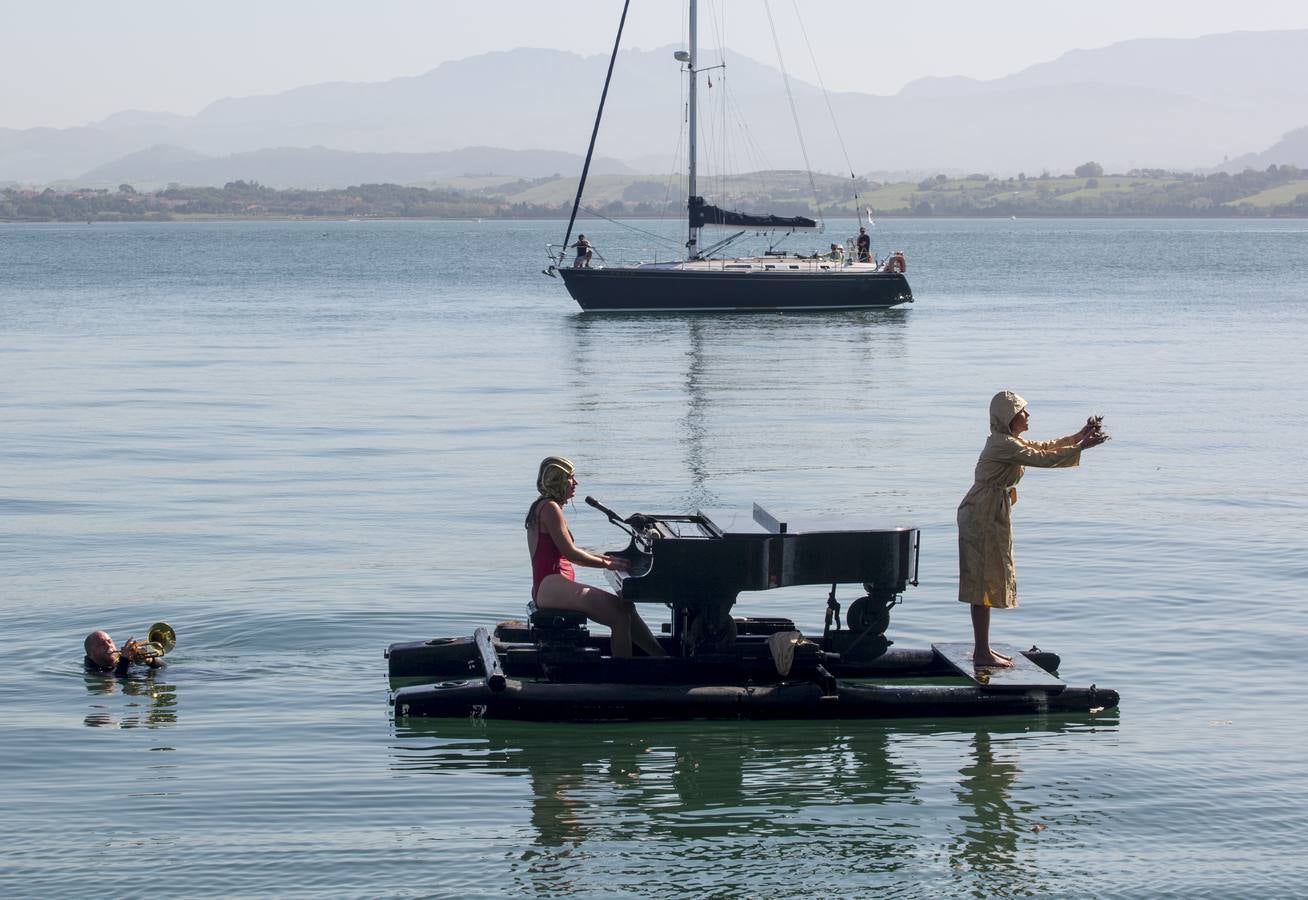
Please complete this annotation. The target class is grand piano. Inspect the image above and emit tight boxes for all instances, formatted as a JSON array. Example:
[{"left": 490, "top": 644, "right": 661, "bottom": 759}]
[
  {"left": 385, "top": 497, "right": 1119, "bottom": 720},
  {"left": 593, "top": 498, "right": 919, "bottom": 657}
]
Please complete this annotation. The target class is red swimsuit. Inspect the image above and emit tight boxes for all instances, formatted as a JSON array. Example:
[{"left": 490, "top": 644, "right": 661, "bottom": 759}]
[{"left": 530, "top": 501, "right": 575, "bottom": 601}]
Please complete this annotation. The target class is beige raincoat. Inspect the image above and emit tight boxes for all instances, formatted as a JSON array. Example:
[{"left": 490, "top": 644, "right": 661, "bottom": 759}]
[{"left": 957, "top": 391, "right": 1082, "bottom": 609}]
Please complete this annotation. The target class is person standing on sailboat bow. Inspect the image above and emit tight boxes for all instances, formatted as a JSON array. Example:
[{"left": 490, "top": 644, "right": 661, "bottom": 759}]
[
  {"left": 570, "top": 234, "right": 593, "bottom": 268},
  {"left": 856, "top": 227, "right": 871, "bottom": 263},
  {"left": 957, "top": 391, "right": 1109, "bottom": 667}
]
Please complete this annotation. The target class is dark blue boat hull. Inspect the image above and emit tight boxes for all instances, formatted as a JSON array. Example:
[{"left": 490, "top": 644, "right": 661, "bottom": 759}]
[{"left": 558, "top": 266, "right": 913, "bottom": 312}]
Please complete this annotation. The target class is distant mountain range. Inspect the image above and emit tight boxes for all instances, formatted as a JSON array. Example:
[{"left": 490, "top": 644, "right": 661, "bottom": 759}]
[
  {"left": 1215, "top": 125, "right": 1308, "bottom": 173},
  {"left": 2, "top": 30, "right": 1306, "bottom": 187}
]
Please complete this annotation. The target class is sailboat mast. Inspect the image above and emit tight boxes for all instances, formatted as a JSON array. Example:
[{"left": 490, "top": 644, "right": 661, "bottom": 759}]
[{"left": 686, "top": 0, "right": 699, "bottom": 259}]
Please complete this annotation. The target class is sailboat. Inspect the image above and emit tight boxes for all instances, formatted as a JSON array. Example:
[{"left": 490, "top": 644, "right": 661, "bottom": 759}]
[{"left": 546, "top": 0, "right": 913, "bottom": 313}]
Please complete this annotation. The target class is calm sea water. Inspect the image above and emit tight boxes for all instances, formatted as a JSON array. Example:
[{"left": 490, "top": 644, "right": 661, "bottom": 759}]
[{"left": 2, "top": 217, "right": 1307, "bottom": 897}]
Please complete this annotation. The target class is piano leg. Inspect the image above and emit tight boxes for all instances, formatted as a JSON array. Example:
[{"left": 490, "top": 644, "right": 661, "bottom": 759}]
[{"left": 683, "top": 602, "right": 738, "bottom": 657}]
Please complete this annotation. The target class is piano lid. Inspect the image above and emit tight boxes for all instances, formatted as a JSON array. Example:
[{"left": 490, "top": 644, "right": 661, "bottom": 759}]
[{"left": 698, "top": 505, "right": 917, "bottom": 537}]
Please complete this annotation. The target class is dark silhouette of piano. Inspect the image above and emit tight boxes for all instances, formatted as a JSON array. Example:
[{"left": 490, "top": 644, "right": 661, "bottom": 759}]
[{"left": 590, "top": 497, "right": 919, "bottom": 658}]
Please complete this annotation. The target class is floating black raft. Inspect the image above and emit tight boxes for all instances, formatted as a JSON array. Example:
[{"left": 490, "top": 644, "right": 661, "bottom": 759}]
[{"left": 388, "top": 500, "right": 1119, "bottom": 722}]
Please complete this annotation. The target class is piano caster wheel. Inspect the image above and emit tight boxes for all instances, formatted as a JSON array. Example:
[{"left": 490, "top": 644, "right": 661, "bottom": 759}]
[{"left": 846, "top": 596, "right": 891, "bottom": 635}]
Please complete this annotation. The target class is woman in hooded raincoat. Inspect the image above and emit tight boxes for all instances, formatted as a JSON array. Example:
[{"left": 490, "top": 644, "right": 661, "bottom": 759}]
[{"left": 958, "top": 391, "right": 1107, "bottom": 667}]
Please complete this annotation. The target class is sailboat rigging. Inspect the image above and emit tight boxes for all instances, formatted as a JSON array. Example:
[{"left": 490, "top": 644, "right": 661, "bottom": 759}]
[{"left": 546, "top": 0, "right": 913, "bottom": 313}]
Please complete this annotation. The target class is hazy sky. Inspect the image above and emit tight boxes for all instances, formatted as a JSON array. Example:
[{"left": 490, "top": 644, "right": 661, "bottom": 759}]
[{"left": 6, "top": 0, "right": 1307, "bottom": 130}]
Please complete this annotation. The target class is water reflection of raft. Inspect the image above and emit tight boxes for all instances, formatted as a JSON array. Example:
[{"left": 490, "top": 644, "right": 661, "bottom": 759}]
[{"left": 388, "top": 499, "right": 1118, "bottom": 723}]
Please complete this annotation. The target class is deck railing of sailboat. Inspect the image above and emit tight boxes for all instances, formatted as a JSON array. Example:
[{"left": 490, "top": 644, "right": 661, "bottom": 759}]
[{"left": 547, "top": 243, "right": 889, "bottom": 273}]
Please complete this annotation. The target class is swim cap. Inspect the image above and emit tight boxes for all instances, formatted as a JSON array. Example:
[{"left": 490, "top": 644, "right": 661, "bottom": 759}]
[{"left": 536, "top": 456, "right": 576, "bottom": 501}]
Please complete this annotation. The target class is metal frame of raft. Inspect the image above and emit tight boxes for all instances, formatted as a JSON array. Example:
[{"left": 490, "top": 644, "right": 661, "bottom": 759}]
[{"left": 387, "top": 617, "right": 1118, "bottom": 723}]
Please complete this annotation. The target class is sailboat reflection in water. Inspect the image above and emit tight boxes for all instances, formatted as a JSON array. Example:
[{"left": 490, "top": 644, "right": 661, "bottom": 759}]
[{"left": 545, "top": 0, "right": 914, "bottom": 313}]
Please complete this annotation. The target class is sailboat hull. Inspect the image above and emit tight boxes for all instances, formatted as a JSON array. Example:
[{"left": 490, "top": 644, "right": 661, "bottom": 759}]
[{"left": 558, "top": 265, "right": 913, "bottom": 313}]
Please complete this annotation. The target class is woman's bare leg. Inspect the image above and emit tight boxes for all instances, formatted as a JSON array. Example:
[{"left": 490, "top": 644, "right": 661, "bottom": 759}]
[
  {"left": 608, "top": 610, "right": 633, "bottom": 658},
  {"left": 629, "top": 612, "right": 667, "bottom": 657},
  {"left": 970, "top": 604, "right": 1013, "bottom": 667},
  {"left": 537, "top": 576, "right": 636, "bottom": 656}
]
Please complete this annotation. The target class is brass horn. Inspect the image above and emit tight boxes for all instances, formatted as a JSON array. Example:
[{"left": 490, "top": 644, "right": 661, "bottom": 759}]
[
  {"left": 120, "top": 622, "right": 176, "bottom": 664},
  {"left": 147, "top": 621, "right": 176, "bottom": 654}
]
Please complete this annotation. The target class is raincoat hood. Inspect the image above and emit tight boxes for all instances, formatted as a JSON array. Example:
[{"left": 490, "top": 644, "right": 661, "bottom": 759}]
[{"left": 989, "top": 391, "right": 1027, "bottom": 436}]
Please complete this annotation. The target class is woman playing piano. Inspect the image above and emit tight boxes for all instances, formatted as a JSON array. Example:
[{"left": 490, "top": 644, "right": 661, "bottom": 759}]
[
  {"left": 958, "top": 392, "right": 1108, "bottom": 667},
  {"left": 526, "top": 456, "right": 667, "bottom": 658}
]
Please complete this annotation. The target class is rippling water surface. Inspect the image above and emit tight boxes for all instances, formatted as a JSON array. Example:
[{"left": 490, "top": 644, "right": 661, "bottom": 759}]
[{"left": 3, "top": 218, "right": 1307, "bottom": 896}]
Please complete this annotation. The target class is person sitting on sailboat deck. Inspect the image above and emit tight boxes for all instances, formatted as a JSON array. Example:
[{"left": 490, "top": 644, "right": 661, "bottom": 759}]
[
  {"left": 570, "top": 234, "right": 594, "bottom": 268},
  {"left": 824, "top": 242, "right": 845, "bottom": 263},
  {"left": 856, "top": 227, "right": 871, "bottom": 263},
  {"left": 526, "top": 456, "right": 667, "bottom": 659}
]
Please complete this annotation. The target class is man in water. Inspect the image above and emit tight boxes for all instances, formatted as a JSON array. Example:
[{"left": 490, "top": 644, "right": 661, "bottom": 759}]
[{"left": 84, "top": 630, "right": 165, "bottom": 675}]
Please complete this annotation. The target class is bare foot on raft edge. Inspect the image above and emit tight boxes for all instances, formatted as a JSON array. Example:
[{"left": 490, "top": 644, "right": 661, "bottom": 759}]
[{"left": 973, "top": 651, "right": 1014, "bottom": 668}]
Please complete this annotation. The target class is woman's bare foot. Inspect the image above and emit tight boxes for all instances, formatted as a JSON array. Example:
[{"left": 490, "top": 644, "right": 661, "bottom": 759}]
[{"left": 973, "top": 649, "right": 1014, "bottom": 668}]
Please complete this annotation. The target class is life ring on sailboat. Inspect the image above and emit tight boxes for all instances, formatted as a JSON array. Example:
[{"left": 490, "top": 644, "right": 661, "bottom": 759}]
[{"left": 884, "top": 252, "right": 907, "bottom": 274}]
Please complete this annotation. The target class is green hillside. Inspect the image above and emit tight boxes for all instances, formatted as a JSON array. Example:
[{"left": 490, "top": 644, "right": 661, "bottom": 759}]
[
  {"left": 427, "top": 167, "right": 1308, "bottom": 217},
  {"left": 1224, "top": 179, "right": 1308, "bottom": 207},
  {"left": 5, "top": 166, "right": 1307, "bottom": 221}
]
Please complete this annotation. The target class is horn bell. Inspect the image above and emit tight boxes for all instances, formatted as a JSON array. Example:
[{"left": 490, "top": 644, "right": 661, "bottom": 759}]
[{"left": 146, "top": 622, "right": 176, "bottom": 655}]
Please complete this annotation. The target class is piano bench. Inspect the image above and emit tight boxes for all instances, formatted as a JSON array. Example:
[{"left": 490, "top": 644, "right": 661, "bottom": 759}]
[{"left": 528, "top": 605, "right": 590, "bottom": 633}]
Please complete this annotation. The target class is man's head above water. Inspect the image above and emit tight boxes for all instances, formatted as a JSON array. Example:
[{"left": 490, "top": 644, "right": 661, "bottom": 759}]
[{"left": 84, "top": 630, "right": 118, "bottom": 668}]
